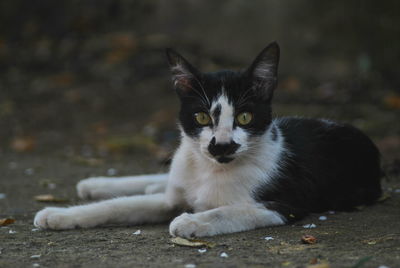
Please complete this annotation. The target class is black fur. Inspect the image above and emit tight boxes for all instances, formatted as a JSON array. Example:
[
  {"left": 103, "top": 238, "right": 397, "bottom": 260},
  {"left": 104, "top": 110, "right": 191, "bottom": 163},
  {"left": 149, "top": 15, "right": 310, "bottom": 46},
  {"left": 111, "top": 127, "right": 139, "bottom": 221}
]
[
  {"left": 167, "top": 42, "right": 382, "bottom": 223},
  {"left": 256, "top": 117, "right": 382, "bottom": 222}
]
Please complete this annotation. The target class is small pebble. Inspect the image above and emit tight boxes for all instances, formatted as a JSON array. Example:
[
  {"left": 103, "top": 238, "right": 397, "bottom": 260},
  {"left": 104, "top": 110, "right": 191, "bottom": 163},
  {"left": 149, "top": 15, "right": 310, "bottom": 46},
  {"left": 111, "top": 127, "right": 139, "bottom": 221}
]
[
  {"left": 378, "top": 266, "right": 390, "bottom": 268},
  {"left": 198, "top": 248, "right": 207, "bottom": 253},
  {"left": 0, "top": 193, "right": 6, "bottom": 199},
  {"left": 132, "top": 230, "right": 141, "bottom": 235},
  {"left": 264, "top": 236, "right": 274, "bottom": 241},
  {"left": 9, "top": 230, "right": 17, "bottom": 234},
  {"left": 107, "top": 168, "right": 117, "bottom": 176},
  {"left": 328, "top": 211, "right": 335, "bottom": 214},
  {"left": 394, "top": 189, "right": 400, "bottom": 193},
  {"left": 303, "top": 223, "right": 317, "bottom": 229},
  {"left": 31, "top": 228, "right": 40, "bottom": 232},
  {"left": 184, "top": 264, "right": 196, "bottom": 268},
  {"left": 30, "top": 255, "right": 41, "bottom": 259},
  {"left": 25, "top": 168, "right": 35, "bottom": 176},
  {"left": 319, "top": 216, "right": 327, "bottom": 221},
  {"left": 32, "top": 264, "right": 40, "bottom": 267},
  {"left": 220, "top": 252, "right": 229, "bottom": 258}
]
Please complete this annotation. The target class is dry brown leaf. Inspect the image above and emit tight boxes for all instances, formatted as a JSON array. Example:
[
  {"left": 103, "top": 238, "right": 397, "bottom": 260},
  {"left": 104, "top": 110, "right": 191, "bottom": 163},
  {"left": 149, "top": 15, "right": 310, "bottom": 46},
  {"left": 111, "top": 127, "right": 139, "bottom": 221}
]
[
  {"left": 10, "top": 137, "right": 36, "bottom": 152},
  {"left": 384, "top": 95, "right": 400, "bottom": 109},
  {"left": 34, "top": 194, "right": 68, "bottom": 203},
  {"left": 171, "top": 237, "right": 215, "bottom": 248},
  {"left": 302, "top": 234, "right": 317, "bottom": 244},
  {"left": 0, "top": 218, "right": 15, "bottom": 226}
]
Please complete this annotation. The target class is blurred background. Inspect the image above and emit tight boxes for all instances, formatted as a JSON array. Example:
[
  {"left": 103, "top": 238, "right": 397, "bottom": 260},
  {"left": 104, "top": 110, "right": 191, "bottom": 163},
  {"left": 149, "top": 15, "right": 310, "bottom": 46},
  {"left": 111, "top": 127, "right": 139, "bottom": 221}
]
[{"left": 1, "top": 0, "right": 399, "bottom": 167}]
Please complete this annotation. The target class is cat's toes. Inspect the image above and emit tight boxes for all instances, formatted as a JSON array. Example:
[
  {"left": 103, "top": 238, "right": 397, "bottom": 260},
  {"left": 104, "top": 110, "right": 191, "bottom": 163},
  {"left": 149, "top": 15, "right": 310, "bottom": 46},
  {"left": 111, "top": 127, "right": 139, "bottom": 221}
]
[
  {"left": 34, "top": 207, "right": 76, "bottom": 230},
  {"left": 77, "top": 177, "right": 110, "bottom": 200},
  {"left": 169, "top": 213, "right": 212, "bottom": 238}
]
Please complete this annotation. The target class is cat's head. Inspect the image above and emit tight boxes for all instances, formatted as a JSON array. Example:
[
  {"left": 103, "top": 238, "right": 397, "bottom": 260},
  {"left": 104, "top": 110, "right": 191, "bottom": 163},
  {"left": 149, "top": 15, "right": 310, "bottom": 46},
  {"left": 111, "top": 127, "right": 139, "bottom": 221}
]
[{"left": 166, "top": 42, "right": 279, "bottom": 164}]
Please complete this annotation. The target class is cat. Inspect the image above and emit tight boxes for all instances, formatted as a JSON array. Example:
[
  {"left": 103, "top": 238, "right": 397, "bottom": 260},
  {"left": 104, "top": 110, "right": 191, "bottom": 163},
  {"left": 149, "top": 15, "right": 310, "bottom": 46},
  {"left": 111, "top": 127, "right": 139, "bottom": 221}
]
[{"left": 34, "top": 42, "right": 382, "bottom": 238}]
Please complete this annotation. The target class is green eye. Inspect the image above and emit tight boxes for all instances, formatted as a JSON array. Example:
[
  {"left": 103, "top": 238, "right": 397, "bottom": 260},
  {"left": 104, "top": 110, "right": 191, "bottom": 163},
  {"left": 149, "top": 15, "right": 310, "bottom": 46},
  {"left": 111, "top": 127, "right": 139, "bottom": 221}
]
[
  {"left": 236, "top": 112, "right": 253, "bottom": 125},
  {"left": 195, "top": 112, "right": 211, "bottom": 125}
]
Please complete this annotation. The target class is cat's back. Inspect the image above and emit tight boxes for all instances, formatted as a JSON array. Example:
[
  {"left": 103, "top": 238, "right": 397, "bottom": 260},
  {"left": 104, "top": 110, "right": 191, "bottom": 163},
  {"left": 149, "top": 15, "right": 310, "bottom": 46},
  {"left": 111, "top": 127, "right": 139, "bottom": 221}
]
[{"left": 267, "top": 116, "right": 382, "bottom": 211}]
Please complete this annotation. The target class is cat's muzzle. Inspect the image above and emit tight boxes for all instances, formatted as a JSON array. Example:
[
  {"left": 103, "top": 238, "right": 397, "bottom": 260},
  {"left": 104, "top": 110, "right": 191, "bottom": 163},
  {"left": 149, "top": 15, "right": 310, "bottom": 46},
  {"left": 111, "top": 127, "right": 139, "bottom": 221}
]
[{"left": 207, "top": 138, "right": 240, "bottom": 163}]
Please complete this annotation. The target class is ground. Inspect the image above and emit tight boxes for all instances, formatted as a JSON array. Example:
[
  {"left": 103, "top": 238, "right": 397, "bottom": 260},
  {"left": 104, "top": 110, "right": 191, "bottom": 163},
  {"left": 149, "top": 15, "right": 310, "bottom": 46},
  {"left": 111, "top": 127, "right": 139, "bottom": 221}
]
[{"left": 1, "top": 144, "right": 400, "bottom": 268}]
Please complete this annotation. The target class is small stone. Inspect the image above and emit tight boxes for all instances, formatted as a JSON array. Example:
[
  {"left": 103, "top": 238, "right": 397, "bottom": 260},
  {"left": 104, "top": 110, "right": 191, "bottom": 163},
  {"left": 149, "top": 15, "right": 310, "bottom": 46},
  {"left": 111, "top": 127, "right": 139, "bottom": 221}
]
[
  {"left": 198, "top": 248, "right": 207, "bottom": 253},
  {"left": 132, "top": 230, "right": 141, "bottom": 235},
  {"left": 30, "top": 255, "right": 41, "bottom": 259},
  {"left": 32, "top": 228, "right": 40, "bottom": 232},
  {"left": 319, "top": 216, "right": 327, "bottom": 221},
  {"left": 264, "top": 236, "right": 274, "bottom": 241},
  {"left": 32, "top": 264, "right": 40, "bottom": 267},
  {"left": 25, "top": 168, "right": 35, "bottom": 175},
  {"left": 184, "top": 264, "right": 196, "bottom": 268},
  {"left": 107, "top": 168, "right": 117, "bottom": 176},
  {"left": 0, "top": 193, "right": 6, "bottom": 199},
  {"left": 220, "top": 252, "right": 229, "bottom": 258},
  {"left": 9, "top": 230, "right": 17, "bottom": 234},
  {"left": 394, "top": 189, "right": 400, "bottom": 194},
  {"left": 303, "top": 223, "right": 317, "bottom": 229},
  {"left": 328, "top": 211, "right": 335, "bottom": 214}
]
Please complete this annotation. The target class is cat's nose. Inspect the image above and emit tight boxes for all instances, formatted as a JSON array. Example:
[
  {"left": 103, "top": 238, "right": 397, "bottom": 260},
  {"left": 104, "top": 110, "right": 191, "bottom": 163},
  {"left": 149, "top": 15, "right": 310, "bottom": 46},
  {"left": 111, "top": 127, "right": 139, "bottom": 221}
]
[{"left": 208, "top": 137, "right": 240, "bottom": 157}]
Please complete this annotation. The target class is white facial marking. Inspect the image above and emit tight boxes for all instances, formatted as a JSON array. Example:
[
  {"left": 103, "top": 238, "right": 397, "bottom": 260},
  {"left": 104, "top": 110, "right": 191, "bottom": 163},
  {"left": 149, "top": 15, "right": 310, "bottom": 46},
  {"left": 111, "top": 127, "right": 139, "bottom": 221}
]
[{"left": 212, "top": 93, "right": 234, "bottom": 144}]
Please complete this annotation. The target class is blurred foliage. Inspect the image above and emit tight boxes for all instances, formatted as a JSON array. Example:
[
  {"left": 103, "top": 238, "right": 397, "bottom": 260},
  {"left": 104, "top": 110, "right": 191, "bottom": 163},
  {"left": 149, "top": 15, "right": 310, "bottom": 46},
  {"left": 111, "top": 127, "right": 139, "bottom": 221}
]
[{"left": 0, "top": 0, "right": 399, "bottom": 156}]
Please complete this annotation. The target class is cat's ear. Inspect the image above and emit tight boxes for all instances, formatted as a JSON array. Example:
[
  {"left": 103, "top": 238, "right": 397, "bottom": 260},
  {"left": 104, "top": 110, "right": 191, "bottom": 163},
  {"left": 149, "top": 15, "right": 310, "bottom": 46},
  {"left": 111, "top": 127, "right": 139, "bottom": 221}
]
[
  {"left": 245, "top": 42, "right": 280, "bottom": 101},
  {"left": 166, "top": 48, "right": 200, "bottom": 94}
]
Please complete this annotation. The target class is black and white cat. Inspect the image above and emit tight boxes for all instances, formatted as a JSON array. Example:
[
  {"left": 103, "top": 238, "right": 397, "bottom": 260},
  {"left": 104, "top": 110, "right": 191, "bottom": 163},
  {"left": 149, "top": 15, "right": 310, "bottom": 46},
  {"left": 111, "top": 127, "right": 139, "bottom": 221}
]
[{"left": 34, "top": 42, "right": 382, "bottom": 237}]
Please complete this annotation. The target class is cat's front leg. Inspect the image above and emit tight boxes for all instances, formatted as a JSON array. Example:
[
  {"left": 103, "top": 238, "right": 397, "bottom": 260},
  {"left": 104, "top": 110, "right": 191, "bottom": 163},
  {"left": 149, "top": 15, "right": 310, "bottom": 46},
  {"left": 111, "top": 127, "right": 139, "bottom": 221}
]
[
  {"left": 77, "top": 174, "right": 168, "bottom": 200},
  {"left": 169, "top": 204, "right": 285, "bottom": 238},
  {"left": 34, "top": 193, "right": 178, "bottom": 230}
]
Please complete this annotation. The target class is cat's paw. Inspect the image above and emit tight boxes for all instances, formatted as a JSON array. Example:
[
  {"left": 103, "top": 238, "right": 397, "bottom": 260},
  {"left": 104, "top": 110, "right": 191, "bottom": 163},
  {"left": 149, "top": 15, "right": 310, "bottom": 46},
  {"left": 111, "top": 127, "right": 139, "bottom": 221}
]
[
  {"left": 77, "top": 177, "right": 111, "bottom": 200},
  {"left": 169, "top": 213, "right": 213, "bottom": 238},
  {"left": 34, "top": 207, "right": 78, "bottom": 230}
]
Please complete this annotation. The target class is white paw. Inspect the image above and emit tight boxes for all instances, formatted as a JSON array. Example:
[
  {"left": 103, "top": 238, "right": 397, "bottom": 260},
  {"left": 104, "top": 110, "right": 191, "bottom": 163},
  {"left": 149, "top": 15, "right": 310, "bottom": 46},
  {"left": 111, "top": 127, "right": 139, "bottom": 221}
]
[
  {"left": 169, "top": 213, "right": 213, "bottom": 238},
  {"left": 34, "top": 207, "right": 78, "bottom": 230},
  {"left": 77, "top": 177, "right": 111, "bottom": 200}
]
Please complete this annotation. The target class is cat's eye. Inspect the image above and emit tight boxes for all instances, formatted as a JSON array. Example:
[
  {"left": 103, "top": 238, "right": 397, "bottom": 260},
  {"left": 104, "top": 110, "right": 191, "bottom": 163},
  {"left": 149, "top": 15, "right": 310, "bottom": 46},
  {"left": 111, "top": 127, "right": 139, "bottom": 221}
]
[
  {"left": 195, "top": 112, "right": 211, "bottom": 125},
  {"left": 236, "top": 112, "right": 253, "bottom": 126}
]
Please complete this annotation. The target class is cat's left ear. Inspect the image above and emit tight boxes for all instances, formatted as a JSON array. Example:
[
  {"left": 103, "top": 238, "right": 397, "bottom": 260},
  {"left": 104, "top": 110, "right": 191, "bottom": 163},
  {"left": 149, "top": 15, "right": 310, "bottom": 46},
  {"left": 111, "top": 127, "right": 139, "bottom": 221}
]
[
  {"left": 245, "top": 42, "right": 280, "bottom": 101},
  {"left": 166, "top": 48, "right": 200, "bottom": 95}
]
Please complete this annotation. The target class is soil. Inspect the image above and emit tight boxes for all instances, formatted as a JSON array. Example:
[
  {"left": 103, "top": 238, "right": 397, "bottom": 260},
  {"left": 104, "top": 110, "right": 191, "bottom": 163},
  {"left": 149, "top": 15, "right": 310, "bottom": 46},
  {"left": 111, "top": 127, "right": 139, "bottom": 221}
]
[{"left": 0, "top": 148, "right": 400, "bottom": 268}]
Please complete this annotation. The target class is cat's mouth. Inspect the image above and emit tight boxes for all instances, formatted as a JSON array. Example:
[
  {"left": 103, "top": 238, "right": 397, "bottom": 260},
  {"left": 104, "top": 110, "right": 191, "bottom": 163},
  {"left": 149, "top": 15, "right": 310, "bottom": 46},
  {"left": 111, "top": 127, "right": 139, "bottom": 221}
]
[{"left": 216, "top": 156, "right": 234, "bottom": 164}]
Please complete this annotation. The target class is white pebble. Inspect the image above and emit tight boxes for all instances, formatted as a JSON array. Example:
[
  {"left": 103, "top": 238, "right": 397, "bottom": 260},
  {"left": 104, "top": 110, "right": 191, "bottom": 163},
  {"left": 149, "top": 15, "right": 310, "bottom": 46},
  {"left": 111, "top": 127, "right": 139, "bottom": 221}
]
[
  {"left": 319, "top": 216, "right": 327, "bottom": 221},
  {"left": 107, "top": 168, "right": 117, "bottom": 176},
  {"left": 264, "top": 236, "right": 274, "bottom": 241},
  {"left": 32, "top": 264, "right": 40, "bottom": 267},
  {"left": 0, "top": 193, "right": 6, "bottom": 199},
  {"left": 378, "top": 266, "right": 390, "bottom": 268},
  {"left": 30, "top": 255, "right": 41, "bottom": 259},
  {"left": 9, "top": 230, "right": 17, "bottom": 234},
  {"left": 24, "top": 168, "right": 34, "bottom": 175},
  {"left": 31, "top": 228, "right": 40, "bottom": 232},
  {"left": 303, "top": 223, "right": 317, "bottom": 229},
  {"left": 184, "top": 264, "right": 196, "bottom": 268},
  {"left": 220, "top": 252, "right": 229, "bottom": 258},
  {"left": 132, "top": 230, "right": 141, "bottom": 235},
  {"left": 198, "top": 248, "right": 207, "bottom": 253}
]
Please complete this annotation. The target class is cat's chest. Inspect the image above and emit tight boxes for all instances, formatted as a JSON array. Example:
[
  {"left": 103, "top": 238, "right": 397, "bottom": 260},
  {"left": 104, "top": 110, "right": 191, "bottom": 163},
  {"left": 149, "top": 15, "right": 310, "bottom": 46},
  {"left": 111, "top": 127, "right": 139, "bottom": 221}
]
[{"left": 184, "top": 165, "right": 264, "bottom": 212}]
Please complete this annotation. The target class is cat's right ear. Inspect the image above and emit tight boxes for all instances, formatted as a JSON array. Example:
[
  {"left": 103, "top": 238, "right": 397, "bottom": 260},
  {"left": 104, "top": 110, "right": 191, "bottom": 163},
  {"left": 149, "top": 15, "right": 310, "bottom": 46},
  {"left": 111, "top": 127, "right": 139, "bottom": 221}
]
[{"left": 166, "top": 48, "right": 199, "bottom": 94}]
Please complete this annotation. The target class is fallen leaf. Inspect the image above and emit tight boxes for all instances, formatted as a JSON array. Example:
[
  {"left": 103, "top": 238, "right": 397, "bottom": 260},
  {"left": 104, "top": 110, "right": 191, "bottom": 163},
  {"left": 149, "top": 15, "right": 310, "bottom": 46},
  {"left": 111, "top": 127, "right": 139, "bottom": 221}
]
[
  {"left": 301, "top": 235, "right": 317, "bottom": 244},
  {"left": 10, "top": 136, "right": 36, "bottom": 152},
  {"left": 0, "top": 218, "right": 15, "bottom": 226},
  {"left": 171, "top": 237, "right": 215, "bottom": 248},
  {"left": 384, "top": 95, "right": 400, "bottom": 109},
  {"left": 34, "top": 194, "right": 68, "bottom": 203}
]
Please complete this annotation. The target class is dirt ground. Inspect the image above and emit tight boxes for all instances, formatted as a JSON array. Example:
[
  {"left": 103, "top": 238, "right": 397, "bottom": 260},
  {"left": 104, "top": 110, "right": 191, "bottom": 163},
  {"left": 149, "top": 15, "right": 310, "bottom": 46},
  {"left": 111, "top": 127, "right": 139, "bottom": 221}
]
[{"left": 1, "top": 146, "right": 400, "bottom": 268}]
